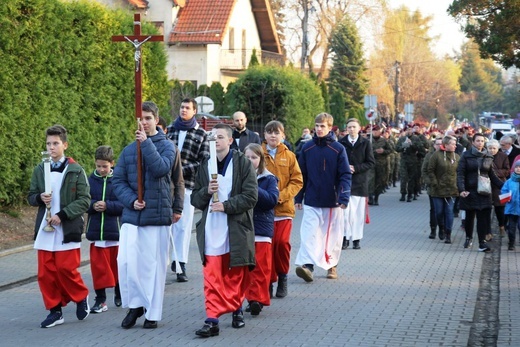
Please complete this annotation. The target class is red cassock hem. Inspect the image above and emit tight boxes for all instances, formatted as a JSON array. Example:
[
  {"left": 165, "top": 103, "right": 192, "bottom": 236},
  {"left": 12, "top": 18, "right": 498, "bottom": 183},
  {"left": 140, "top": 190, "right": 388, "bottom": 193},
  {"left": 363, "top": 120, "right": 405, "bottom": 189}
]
[
  {"left": 246, "top": 242, "right": 272, "bottom": 306},
  {"left": 90, "top": 244, "right": 119, "bottom": 290},
  {"left": 37, "top": 249, "right": 89, "bottom": 309},
  {"left": 271, "top": 219, "right": 292, "bottom": 283},
  {"left": 203, "top": 253, "right": 249, "bottom": 319}
]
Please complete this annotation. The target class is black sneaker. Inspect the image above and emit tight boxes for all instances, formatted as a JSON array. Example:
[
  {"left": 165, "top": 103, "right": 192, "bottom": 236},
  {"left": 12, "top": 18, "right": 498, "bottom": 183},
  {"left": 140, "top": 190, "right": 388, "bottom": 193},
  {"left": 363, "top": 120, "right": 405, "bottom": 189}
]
[
  {"left": 478, "top": 243, "right": 491, "bottom": 252},
  {"left": 508, "top": 244, "right": 515, "bottom": 251},
  {"left": 176, "top": 262, "right": 189, "bottom": 282},
  {"left": 91, "top": 298, "right": 107, "bottom": 313},
  {"left": 463, "top": 238, "right": 473, "bottom": 249},
  {"left": 76, "top": 295, "right": 90, "bottom": 320},
  {"left": 40, "top": 311, "right": 64, "bottom": 328}
]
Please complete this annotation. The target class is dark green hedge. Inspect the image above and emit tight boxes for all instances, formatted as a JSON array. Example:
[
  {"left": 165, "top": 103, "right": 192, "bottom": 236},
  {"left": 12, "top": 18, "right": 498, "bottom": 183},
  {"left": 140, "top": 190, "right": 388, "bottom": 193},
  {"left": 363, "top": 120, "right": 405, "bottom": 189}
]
[
  {"left": 226, "top": 65, "right": 324, "bottom": 142},
  {"left": 0, "top": 0, "right": 169, "bottom": 206}
]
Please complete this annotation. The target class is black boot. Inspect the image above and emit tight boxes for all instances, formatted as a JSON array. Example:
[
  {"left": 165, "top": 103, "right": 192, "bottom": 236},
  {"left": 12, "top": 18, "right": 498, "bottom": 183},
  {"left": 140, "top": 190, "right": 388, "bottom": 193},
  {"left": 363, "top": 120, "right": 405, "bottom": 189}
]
[
  {"left": 176, "top": 262, "right": 188, "bottom": 282},
  {"left": 368, "top": 195, "right": 375, "bottom": 205},
  {"left": 275, "top": 274, "right": 288, "bottom": 298},
  {"left": 393, "top": 181, "right": 397, "bottom": 187},
  {"left": 407, "top": 194, "right": 412, "bottom": 202},
  {"left": 400, "top": 194, "right": 406, "bottom": 202},
  {"left": 121, "top": 307, "right": 144, "bottom": 329},
  {"left": 429, "top": 227, "right": 436, "bottom": 239},
  {"left": 444, "top": 231, "right": 452, "bottom": 244},
  {"left": 342, "top": 236, "right": 349, "bottom": 250},
  {"left": 374, "top": 195, "right": 379, "bottom": 206},
  {"left": 413, "top": 193, "right": 418, "bottom": 200},
  {"left": 438, "top": 228, "right": 445, "bottom": 241}
]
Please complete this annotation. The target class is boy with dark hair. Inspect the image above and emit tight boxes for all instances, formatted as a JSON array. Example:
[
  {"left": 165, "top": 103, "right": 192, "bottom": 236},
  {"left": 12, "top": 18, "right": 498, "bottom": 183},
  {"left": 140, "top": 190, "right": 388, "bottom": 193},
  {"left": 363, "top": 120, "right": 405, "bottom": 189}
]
[
  {"left": 86, "top": 145, "right": 124, "bottom": 313},
  {"left": 113, "top": 101, "right": 184, "bottom": 329},
  {"left": 28, "top": 124, "right": 91, "bottom": 328},
  {"left": 167, "top": 97, "right": 209, "bottom": 282},
  {"left": 191, "top": 123, "right": 258, "bottom": 337}
]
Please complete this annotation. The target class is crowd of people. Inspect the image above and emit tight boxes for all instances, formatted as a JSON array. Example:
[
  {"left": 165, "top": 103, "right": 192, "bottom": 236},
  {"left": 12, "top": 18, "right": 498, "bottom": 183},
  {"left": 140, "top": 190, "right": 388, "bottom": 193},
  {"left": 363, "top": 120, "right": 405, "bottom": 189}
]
[{"left": 28, "top": 104, "right": 520, "bottom": 336}]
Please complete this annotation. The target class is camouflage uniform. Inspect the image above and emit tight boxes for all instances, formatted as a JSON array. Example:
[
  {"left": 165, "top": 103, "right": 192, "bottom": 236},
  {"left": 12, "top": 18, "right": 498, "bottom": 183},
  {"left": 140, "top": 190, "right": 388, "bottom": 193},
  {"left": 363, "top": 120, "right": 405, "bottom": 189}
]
[
  {"left": 414, "top": 132, "right": 429, "bottom": 195},
  {"left": 371, "top": 135, "right": 392, "bottom": 203},
  {"left": 386, "top": 134, "right": 398, "bottom": 187},
  {"left": 396, "top": 133, "right": 425, "bottom": 201}
]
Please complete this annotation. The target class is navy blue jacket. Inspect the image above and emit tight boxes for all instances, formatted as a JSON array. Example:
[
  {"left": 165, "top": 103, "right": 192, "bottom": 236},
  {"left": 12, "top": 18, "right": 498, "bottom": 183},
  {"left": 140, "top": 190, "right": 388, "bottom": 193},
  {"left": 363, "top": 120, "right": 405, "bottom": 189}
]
[
  {"left": 113, "top": 129, "right": 176, "bottom": 226},
  {"left": 86, "top": 170, "right": 123, "bottom": 241},
  {"left": 296, "top": 131, "right": 352, "bottom": 207},
  {"left": 253, "top": 170, "right": 279, "bottom": 238}
]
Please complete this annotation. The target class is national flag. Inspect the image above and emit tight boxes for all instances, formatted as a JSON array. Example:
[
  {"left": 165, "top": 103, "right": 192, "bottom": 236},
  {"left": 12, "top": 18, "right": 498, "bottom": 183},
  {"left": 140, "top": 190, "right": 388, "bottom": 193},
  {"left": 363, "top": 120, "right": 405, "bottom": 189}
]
[{"left": 500, "top": 191, "right": 512, "bottom": 204}]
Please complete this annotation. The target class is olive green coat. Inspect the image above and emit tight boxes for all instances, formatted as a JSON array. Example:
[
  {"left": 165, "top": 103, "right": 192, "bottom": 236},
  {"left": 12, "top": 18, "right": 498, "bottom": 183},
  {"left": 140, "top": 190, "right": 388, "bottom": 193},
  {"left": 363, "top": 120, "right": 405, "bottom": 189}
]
[{"left": 426, "top": 150, "right": 460, "bottom": 197}]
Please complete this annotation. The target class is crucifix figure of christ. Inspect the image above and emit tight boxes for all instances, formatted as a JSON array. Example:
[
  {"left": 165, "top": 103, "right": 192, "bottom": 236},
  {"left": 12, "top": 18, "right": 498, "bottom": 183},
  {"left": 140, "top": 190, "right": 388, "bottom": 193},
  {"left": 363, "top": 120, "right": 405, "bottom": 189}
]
[{"left": 112, "top": 13, "right": 163, "bottom": 202}]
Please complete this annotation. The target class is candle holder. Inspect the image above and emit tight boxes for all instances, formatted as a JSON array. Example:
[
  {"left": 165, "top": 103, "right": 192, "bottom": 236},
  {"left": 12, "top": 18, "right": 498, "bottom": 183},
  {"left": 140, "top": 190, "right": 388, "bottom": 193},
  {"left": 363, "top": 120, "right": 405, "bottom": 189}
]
[
  {"left": 41, "top": 151, "right": 55, "bottom": 232},
  {"left": 211, "top": 173, "right": 219, "bottom": 203}
]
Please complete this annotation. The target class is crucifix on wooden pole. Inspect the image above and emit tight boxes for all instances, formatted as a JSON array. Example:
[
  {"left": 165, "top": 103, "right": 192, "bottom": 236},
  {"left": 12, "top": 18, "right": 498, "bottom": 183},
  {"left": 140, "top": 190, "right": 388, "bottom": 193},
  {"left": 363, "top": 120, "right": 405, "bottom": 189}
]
[{"left": 112, "top": 13, "right": 163, "bottom": 202}]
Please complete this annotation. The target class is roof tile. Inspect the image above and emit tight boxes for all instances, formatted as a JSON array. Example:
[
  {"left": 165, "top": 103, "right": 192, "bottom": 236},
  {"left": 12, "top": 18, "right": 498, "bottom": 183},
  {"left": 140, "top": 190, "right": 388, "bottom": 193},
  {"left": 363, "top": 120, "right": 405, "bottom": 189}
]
[
  {"left": 127, "top": 0, "right": 149, "bottom": 9},
  {"left": 170, "top": 0, "right": 235, "bottom": 44}
]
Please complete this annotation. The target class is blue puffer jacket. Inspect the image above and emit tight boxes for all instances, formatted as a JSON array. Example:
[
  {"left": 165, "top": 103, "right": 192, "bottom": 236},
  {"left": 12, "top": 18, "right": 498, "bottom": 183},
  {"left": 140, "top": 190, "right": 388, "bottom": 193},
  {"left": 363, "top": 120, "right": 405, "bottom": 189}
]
[
  {"left": 295, "top": 131, "right": 352, "bottom": 207},
  {"left": 253, "top": 170, "right": 279, "bottom": 238},
  {"left": 502, "top": 173, "right": 520, "bottom": 216},
  {"left": 113, "top": 129, "right": 175, "bottom": 226},
  {"left": 86, "top": 170, "right": 123, "bottom": 241}
]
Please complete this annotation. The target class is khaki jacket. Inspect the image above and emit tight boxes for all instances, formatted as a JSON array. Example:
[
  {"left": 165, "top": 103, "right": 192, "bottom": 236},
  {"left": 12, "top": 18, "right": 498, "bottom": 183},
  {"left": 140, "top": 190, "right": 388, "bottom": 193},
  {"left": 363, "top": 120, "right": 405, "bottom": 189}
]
[{"left": 262, "top": 142, "right": 303, "bottom": 218}]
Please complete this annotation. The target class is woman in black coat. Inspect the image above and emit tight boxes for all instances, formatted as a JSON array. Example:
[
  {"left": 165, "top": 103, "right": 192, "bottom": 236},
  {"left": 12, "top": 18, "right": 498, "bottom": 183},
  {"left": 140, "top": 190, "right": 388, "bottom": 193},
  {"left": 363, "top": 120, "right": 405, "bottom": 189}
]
[
  {"left": 457, "top": 133, "right": 503, "bottom": 252},
  {"left": 486, "top": 139, "right": 509, "bottom": 239}
]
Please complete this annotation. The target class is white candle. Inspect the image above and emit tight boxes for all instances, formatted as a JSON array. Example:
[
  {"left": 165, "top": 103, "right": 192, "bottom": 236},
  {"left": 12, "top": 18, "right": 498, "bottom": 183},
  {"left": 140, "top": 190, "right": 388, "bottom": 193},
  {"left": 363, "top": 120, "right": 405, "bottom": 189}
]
[
  {"left": 208, "top": 137, "right": 218, "bottom": 177},
  {"left": 44, "top": 161, "right": 51, "bottom": 194}
]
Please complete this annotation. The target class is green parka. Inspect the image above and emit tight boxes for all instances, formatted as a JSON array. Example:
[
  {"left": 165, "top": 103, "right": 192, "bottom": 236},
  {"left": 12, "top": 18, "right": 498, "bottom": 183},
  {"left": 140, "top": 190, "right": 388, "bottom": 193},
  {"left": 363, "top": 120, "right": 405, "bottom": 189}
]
[
  {"left": 191, "top": 150, "right": 258, "bottom": 268},
  {"left": 427, "top": 150, "right": 460, "bottom": 197},
  {"left": 28, "top": 158, "right": 90, "bottom": 243}
]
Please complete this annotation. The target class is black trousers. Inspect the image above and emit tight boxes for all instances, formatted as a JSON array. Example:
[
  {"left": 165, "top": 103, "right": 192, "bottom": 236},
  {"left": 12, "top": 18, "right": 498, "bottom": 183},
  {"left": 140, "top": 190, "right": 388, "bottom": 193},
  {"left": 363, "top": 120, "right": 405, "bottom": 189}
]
[{"left": 464, "top": 208, "right": 491, "bottom": 244}]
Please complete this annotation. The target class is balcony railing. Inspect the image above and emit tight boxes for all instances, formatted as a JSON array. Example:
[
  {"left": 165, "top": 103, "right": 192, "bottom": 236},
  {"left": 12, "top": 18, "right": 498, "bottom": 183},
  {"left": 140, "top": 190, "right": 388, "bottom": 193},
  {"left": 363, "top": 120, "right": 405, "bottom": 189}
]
[{"left": 220, "top": 49, "right": 285, "bottom": 70}]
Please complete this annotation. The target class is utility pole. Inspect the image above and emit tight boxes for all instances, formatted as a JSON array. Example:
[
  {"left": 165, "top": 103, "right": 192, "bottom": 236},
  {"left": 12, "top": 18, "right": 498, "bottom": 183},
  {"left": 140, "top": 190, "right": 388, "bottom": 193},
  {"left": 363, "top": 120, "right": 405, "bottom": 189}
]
[
  {"left": 301, "top": 0, "right": 309, "bottom": 72},
  {"left": 394, "top": 61, "right": 401, "bottom": 123}
]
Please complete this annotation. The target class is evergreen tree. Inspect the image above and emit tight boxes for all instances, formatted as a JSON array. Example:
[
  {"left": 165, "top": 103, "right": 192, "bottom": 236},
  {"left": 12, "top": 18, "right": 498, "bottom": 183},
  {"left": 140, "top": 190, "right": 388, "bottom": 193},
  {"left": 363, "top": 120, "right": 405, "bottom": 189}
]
[
  {"left": 209, "top": 82, "right": 226, "bottom": 116},
  {"left": 320, "top": 80, "right": 330, "bottom": 113},
  {"left": 459, "top": 41, "right": 504, "bottom": 112},
  {"left": 249, "top": 48, "right": 260, "bottom": 67},
  {"left": 329, "top": 89, "right": 346, "bottom": 126},
  {"left": 328, "top": 17, "right": 367, "bottom": 114}
]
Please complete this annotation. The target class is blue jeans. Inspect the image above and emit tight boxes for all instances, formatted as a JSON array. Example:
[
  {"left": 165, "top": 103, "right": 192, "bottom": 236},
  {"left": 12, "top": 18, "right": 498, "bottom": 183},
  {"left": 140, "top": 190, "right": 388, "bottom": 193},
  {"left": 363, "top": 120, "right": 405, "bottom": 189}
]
[{"left": 432, "top": 197, "right": 455, "bottom": 232}]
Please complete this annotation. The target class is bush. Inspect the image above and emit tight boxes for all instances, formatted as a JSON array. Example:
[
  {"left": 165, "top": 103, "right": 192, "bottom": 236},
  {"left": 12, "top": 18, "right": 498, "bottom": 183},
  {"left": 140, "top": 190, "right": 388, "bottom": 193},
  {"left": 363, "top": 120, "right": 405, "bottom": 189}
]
[
  {"left": 226, "top": 65, "right": 324, "bottom": 141},
  {"left": 0, "top": 0, "right": 168, "bottom": 206}
]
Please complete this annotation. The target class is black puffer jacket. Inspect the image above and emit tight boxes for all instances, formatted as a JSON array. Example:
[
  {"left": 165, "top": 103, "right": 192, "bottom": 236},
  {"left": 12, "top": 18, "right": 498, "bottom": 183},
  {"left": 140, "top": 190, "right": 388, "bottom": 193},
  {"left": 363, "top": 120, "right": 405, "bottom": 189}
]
[{"left": 457, "top": 147, "right": 503, "bottom": 210}]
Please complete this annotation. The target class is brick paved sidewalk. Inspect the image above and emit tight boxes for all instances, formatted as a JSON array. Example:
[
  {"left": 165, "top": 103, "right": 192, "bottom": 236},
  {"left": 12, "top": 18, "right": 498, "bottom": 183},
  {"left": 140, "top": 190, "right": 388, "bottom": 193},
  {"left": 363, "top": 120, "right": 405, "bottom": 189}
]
[{"left": 0, "top": 188, "right": 518, "bottom": 346}]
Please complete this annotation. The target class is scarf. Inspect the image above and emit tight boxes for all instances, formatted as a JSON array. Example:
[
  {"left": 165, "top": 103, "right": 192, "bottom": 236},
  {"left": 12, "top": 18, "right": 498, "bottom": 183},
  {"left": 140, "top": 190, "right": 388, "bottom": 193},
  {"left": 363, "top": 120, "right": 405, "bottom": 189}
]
[{"left": 173, "top": 116, "right": 198, "bottom": 131}]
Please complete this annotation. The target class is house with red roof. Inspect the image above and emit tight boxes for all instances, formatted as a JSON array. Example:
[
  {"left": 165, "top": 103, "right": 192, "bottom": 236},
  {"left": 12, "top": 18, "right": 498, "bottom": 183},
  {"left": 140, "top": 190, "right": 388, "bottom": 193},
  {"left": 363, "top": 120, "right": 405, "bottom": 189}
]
[{"left": 97, "top": 0, "right": 283, "bottom": 88}]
